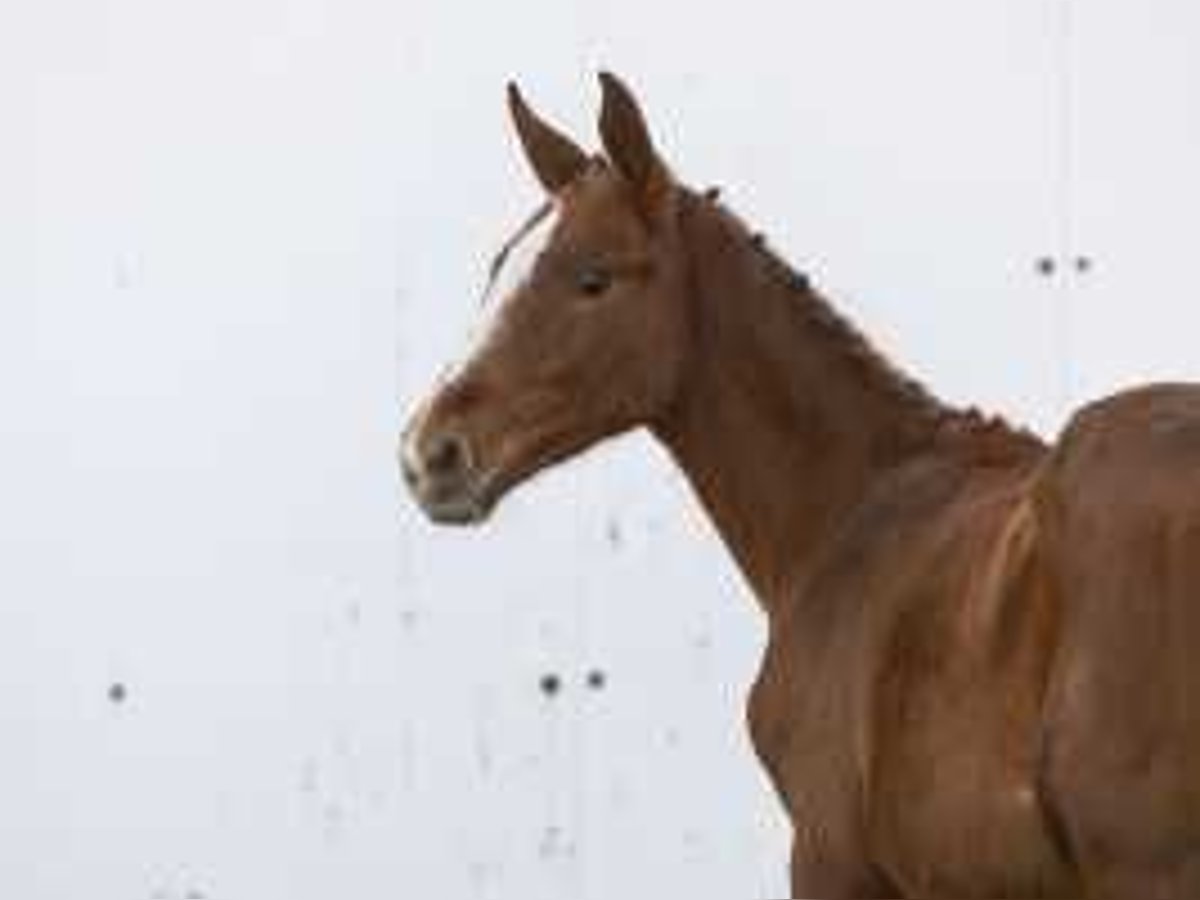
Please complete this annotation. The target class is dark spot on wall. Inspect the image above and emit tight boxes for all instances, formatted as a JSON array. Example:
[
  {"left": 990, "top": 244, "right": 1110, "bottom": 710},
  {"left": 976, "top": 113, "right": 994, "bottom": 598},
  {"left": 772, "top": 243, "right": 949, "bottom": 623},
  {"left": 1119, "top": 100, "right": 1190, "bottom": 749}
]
[
  {"left": 538, "top": 825, "right": 575, "bottom": 860},
  {"left": 605, "top": 519, "right": 623, "bottom": 549},
  {"left": 586, "top": 670, "right": 607, "bottom": 691},
  {"left": 539, "top": 673, "right": 562, "bottom": 698},
  {"left": 108, "top": 682, "right": 128, "bottom": 705}
]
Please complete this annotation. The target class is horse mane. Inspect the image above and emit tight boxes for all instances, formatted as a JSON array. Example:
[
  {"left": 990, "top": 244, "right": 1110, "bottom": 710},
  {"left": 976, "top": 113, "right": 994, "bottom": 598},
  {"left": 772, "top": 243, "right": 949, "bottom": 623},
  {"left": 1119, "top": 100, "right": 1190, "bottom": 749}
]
[{"left": 693, "top": 187, "right": 1044, "bottom": 458}]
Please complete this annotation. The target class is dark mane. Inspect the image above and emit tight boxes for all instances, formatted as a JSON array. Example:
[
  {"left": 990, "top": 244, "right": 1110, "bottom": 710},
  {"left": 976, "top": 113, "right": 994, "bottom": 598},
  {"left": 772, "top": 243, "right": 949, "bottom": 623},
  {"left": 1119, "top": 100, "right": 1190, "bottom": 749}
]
[{"left": 693, "top": 187, "right": 1043, "bottom": 457}]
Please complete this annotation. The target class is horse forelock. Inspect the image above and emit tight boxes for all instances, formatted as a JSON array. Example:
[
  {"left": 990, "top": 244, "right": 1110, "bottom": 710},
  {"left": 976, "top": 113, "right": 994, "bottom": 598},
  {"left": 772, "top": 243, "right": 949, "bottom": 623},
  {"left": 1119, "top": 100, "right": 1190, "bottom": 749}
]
[{"left": 482, "top": 199, "right": 557, "bottom": 307}]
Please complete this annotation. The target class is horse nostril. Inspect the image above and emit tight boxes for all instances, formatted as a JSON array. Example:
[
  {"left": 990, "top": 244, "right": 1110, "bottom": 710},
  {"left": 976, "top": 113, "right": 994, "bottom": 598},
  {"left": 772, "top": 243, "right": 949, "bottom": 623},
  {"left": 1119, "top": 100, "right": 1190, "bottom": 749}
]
[{"left": 424, "top": 433, "right": 469, "bottom": 479}]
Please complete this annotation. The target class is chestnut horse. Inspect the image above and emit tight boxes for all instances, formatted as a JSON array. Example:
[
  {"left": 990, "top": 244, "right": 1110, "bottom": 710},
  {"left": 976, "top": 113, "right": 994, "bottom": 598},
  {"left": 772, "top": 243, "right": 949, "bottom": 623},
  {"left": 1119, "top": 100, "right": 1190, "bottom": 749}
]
[{"left": 401, "top": 73, "right": 1200, "bottom": 898}]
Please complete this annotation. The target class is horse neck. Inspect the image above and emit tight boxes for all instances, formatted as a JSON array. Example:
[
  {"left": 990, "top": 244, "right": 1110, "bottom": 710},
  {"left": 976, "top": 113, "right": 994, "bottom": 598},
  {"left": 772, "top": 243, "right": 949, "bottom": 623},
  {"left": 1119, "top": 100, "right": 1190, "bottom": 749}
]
[{"left": 652, "top": 194, "right": 950, "bottom": 618}]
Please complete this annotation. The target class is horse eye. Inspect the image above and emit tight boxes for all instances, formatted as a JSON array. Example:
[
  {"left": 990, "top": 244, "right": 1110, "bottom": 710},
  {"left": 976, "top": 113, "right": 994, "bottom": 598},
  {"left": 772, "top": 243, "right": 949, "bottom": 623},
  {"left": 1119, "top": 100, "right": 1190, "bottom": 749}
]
[{"left": 576, "top": 265, "right": 612, "bottom": 297}]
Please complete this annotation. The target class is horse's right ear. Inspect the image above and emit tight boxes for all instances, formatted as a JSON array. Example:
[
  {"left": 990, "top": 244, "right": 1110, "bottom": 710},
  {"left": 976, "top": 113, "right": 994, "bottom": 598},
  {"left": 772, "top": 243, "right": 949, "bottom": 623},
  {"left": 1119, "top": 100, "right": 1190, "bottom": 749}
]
[{"left": 507, "top": 82, "right": 589, "bottom": 194}]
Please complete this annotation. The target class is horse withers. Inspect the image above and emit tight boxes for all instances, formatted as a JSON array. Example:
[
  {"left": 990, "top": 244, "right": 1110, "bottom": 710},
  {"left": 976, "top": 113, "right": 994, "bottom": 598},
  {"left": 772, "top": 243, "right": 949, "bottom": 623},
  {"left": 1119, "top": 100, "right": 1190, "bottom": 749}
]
[{"left": 401, "top": 72, "right": 1200, "bottom": 899}]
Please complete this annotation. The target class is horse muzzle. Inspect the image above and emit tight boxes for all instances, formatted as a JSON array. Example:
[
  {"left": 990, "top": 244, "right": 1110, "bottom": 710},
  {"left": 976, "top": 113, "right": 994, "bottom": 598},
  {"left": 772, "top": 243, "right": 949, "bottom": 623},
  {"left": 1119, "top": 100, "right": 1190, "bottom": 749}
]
[{"left": 400, "top": 428, "right": 493, "bottom": 526}]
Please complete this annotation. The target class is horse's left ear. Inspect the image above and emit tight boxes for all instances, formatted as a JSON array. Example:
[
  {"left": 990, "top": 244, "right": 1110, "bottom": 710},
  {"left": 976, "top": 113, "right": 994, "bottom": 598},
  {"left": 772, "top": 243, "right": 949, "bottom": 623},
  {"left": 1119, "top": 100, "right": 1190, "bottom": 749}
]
[{"left": 598, "top": 71, "right": 672, "bottom": 223}]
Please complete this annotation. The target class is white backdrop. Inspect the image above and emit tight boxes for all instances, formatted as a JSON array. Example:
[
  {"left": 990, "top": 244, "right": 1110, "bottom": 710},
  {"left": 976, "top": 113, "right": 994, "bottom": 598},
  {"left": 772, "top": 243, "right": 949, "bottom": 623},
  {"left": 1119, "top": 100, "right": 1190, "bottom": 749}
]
[{"left": 5, "top": 0, "right": 1200, "bottom": 898}]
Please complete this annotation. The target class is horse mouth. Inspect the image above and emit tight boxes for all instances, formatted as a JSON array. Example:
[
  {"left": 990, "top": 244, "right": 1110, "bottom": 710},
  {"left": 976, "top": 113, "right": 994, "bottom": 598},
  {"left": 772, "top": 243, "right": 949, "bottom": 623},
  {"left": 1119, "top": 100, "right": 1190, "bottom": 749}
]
[
  {"left": 420, "top": 491, "right": 492, "bottom": 526},
  {"left": 408, "top": 471, "right": 502, "bottom": 527}
]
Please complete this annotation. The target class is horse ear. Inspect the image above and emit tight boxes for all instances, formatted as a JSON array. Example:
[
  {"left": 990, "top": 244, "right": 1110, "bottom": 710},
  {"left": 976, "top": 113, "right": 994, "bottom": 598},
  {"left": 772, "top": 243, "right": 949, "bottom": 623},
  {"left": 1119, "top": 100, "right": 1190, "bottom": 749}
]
[
  {"left": 598, "top": 71, "right": 671, "bottom": 220},
  {"left": 507, "top": 82, "right": 589, "bottom": 194}
]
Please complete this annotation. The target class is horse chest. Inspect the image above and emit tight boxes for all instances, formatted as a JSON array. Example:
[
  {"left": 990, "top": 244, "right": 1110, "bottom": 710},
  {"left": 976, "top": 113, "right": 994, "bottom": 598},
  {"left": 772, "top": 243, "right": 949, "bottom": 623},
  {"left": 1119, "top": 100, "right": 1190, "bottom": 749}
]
[{"left": 746, "top": 639, "right": 871, "bottom": 861}]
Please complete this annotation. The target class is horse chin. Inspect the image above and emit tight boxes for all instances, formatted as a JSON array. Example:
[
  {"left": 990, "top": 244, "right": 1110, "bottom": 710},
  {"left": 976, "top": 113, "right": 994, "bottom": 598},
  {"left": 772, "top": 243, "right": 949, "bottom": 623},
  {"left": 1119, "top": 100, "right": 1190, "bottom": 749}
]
[
  {"left": 420, "top": 492, "right": 494, "bottom": 527},
  {"left": 414, "top": 474, "right": 501, "bottom": 527}
]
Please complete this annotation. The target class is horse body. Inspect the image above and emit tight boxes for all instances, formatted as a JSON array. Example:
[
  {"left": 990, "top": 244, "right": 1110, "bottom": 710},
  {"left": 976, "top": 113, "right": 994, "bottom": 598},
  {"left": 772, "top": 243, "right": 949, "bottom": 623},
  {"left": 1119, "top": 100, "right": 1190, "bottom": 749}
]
[
  {"left": 402, "top": 74, "right": 1200, "bottom": 897},
  {"left": 740, "top": 383, "right": 1200, "bottom": 897}
]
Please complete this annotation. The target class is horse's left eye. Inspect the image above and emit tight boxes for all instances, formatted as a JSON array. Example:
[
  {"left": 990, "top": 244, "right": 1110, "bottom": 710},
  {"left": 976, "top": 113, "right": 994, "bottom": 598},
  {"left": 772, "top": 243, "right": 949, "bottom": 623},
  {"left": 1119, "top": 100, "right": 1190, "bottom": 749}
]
[{"left": 576, "top": 266, "right": 612, "bottom": 297}]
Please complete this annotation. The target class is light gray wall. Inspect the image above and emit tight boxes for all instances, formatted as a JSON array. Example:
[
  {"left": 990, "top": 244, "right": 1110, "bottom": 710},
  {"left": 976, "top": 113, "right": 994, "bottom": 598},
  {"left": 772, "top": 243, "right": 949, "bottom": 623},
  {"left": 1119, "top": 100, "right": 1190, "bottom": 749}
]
[{"left": 5, "top": 0, "right": 1200, "bottom": 897}]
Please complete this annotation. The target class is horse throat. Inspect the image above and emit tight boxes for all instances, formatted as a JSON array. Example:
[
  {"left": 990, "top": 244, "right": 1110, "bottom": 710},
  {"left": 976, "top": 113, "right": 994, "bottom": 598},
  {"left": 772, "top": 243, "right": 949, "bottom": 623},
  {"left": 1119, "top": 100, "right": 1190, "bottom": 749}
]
[{"left": 652, "top": 195, "right": 949, "bottom": 618}]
